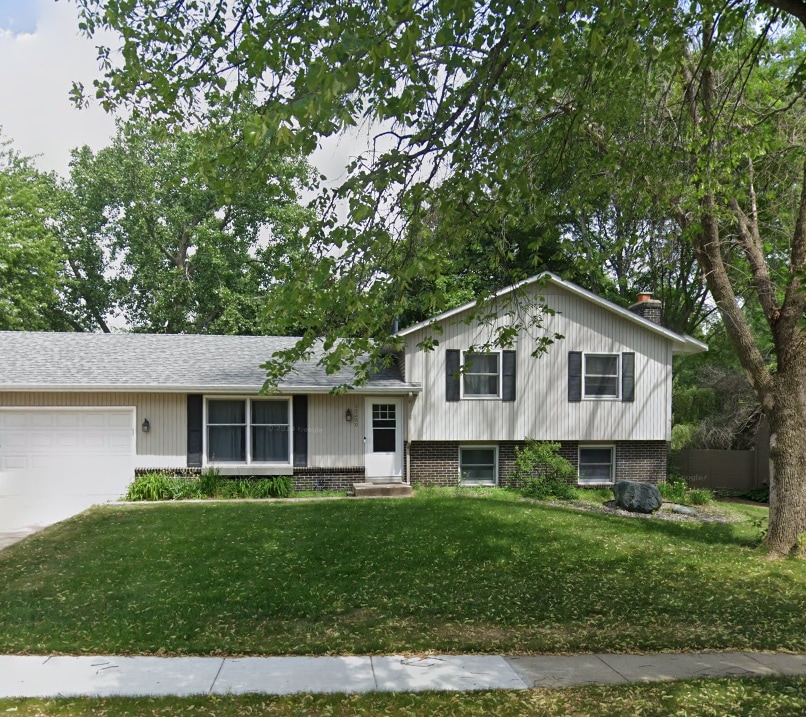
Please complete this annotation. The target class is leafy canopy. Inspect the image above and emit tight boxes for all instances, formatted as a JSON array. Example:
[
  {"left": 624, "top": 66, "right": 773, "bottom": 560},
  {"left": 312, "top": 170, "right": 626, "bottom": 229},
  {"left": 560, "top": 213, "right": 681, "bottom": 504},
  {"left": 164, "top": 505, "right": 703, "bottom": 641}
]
[{"left": 63, "top": 110, "right": 315, "bottom": 334}]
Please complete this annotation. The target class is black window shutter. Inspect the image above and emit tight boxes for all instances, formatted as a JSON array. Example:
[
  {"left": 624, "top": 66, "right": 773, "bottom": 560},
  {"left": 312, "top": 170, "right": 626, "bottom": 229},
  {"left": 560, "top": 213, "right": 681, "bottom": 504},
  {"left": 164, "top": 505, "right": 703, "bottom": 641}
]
[
  {"left": 502, "top": 350, "right": 516, "bottom": 402},
  {"left": 187, "top": 394, "right": 203, "bottom": 468},
  {"left": 446, "top": 349, "right": 461, "bottom": 401},
  {"left": 622, "top": 352, "right": 635, "bottom": 402},
  {"left": 568, "top": 352, "right": 582, "bottom": 402},
  {"left": 293, "top": 395, "right": 308, "bottom": 467}
]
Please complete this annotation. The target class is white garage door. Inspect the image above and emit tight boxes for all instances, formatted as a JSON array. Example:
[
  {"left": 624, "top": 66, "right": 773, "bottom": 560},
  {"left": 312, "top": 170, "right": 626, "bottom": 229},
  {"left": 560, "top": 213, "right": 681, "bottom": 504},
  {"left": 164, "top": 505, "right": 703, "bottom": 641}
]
[{"left": 0, "top": 408, "right": 135, "bottom": 532}]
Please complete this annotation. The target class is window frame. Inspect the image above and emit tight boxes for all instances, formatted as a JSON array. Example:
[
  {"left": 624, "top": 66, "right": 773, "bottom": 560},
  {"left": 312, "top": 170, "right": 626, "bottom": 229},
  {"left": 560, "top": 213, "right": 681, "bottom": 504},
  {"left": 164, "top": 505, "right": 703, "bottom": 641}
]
[
  {"left": 204, "top": 397, "right": 292, "bottom": 467},
  {"left": 583, "top": 353, "right": 621, "bottom": 400},
  {"left": 460, "top": 350, "right": 502, "bottom": 400},
  {"left": 370, "top": 402, "right": 398, "bottom": 454},
  {"left": 577, "top": 445, "right": 615, "bottom": 485},
  {"left": 459, "top": 445, "right": 499, "bottom": 486}
]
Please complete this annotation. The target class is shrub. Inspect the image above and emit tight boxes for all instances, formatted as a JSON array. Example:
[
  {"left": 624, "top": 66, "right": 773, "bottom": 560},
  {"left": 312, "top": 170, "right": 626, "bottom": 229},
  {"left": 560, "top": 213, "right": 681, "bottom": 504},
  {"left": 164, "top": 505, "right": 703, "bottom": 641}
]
[
  {"left": 167, "top": 478, "right": 204, "bottom": 500},
  {"left": 511, "top": 440, "right": 576, "bottom": 500},
  {"left": 658, "top": 480, "right": 687, "bottom": 503},
  {"left": 737, "top": 488, "right": 770, "bottom": 503},
  {"left": 125, "top": 472, "right": 173, "bottom": 501},
  {"left": 212, "top": 476, "right": 294, "bottom": 499},
  {"left": 686, "top": 488, "right": 713, "bottom": 505},
  {"left": 262, "top": 476, "right": 294, "bottom": 498},
  {"left": 126, "top": 470, "right": 294, "bottom": 501},
  {"left": 199, "top": 469, "right": 221, "bottom": 497},
  {"left": 217, "top": 479, "right": 247, "bottom": 499}
]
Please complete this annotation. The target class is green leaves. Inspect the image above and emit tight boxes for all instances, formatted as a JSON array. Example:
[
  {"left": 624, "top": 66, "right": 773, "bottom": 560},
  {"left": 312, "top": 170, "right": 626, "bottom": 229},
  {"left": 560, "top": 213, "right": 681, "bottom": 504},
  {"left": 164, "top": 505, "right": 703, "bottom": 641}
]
[
  {"left": 63, "top": 107, "right": 314, "bottom": 334},
  {"left": 0, "top": 137, "right": 80, "bottom": 331}
]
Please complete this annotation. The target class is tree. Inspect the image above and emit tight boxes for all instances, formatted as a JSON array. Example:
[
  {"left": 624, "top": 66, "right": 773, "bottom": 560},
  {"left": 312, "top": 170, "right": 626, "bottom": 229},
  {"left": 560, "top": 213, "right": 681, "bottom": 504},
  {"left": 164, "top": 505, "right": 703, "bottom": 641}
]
[
  {"left": 0, "top": 136, "right": 79, "bottom": 331},
  {"left": 65, "top": 113, "right": 314, "bottom": 334},
  {"left": 71, "top": 0, "right": 806, "bottom": 555}
]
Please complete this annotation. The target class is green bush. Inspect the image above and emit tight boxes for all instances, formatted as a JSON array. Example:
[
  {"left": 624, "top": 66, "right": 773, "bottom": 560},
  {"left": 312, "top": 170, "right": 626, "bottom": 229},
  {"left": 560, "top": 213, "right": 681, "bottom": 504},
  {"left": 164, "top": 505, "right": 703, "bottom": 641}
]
[
  {"left": 262, "top": 476, "right": 293, "bottom": 498},
  {"left": 167, "top": 478, "right": 204, "bottom": 500},
  {"left": 686, "top": 488, "right": 713, "bottom": 505},
  {"left": 511, "top": 440, "right": 576, "bottom": 500},
  {"left": 736, "top": 488, "right": 770, "bottom": 503},
  {"left": 125, "top": 472, "right": 173, "bottom": 501},
  {"left": 214, "top": 476, "right": 294, "bottom": 499},
  {"left": 659, "top": 475, "right": 688, "bottom": 504},
  {"left": 199, "top": 469, "right": 221, "bottom": 496},
  {"left": 126, "top": 470, "right": 294, "bottom": 501},
  {"left": 658, "top": 481, "right": 687, "bottom": 504}
]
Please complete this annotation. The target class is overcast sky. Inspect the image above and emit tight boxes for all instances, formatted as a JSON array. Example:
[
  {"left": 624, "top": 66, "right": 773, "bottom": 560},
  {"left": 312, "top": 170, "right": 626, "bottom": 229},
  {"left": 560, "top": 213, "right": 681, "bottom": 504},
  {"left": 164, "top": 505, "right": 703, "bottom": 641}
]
[{"left": 0, "top": 0, "right": 360, "bottom": 181}]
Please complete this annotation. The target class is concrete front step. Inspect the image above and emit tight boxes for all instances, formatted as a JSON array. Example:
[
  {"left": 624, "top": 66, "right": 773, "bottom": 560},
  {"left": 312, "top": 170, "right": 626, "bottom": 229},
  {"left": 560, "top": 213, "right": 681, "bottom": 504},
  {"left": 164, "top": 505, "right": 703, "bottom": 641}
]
[{"left": 352, "top": 482, "right": 413, "bottom": 498}]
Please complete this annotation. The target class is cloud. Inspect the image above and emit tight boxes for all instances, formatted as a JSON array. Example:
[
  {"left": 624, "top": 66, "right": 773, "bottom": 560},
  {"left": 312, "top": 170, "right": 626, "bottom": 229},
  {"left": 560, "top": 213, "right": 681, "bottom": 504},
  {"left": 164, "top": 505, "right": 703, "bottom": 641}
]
[
  {"left": 0, "top": 0, "right": 370, "bottom": 185},
  {"left": 0, "top": 0, "right": 38, "bottom": 35},
  {"left": 0, "top": 0, "right": 117, "bottom": 175}
]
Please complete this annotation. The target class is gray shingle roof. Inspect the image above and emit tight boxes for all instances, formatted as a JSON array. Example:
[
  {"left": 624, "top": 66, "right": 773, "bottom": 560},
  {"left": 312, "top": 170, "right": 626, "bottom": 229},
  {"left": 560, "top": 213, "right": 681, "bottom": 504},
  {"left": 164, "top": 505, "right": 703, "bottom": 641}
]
[{"left": 0, "top": 332, "right": 417, "bottom": 394}]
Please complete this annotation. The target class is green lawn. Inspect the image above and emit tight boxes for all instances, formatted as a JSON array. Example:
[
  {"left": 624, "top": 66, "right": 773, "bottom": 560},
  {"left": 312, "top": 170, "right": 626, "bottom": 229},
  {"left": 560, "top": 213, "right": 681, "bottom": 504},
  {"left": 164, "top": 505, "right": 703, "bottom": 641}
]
[
  {"left": 0, "top": 491, "right": 799, "bottom": 656},
  {"left": 2, "top": 677, "right": 806, "bottom": 716}
]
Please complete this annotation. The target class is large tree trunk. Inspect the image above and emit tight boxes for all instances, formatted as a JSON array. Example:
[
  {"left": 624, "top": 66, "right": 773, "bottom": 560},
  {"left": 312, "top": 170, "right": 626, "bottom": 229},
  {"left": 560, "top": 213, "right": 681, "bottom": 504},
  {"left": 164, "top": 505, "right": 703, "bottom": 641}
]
[{"left": 767, "top": 374, "right": 806, "bottom": 556}]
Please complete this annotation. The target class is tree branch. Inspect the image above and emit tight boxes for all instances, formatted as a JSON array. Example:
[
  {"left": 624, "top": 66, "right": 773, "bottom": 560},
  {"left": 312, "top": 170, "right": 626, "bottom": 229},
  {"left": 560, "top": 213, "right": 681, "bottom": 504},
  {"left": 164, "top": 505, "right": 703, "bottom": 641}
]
[{"left": 763, "top": 0, "right": 806, "bottom": 28}]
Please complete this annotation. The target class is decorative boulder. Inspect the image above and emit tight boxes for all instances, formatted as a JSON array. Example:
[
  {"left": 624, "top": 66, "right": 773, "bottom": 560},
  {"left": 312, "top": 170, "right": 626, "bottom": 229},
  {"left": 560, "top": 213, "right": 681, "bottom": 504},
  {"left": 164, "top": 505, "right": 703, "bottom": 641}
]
[{"left": 613, "top": 480, "right": 662, "bottom": 514}]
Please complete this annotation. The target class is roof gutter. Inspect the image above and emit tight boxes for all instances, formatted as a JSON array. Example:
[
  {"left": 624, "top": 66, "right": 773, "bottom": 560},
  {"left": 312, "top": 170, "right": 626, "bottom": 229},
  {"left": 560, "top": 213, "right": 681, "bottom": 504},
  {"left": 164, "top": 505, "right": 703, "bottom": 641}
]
[{"left": 0, "top": 383, "right": 423, "bottom": 395}]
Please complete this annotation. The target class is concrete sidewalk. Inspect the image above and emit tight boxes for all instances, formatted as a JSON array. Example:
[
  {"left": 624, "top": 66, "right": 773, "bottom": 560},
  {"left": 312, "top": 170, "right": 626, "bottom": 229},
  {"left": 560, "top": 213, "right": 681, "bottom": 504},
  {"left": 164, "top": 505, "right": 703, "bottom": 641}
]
[{"left": 1, "top": 652, "right": 805, "bottom": 698}]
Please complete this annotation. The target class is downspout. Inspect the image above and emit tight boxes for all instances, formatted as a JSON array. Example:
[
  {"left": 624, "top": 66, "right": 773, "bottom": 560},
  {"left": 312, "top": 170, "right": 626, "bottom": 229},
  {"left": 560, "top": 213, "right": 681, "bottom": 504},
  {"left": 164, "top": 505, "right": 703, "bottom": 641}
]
[{"left": 405, "top": 392, "right": 412, "bottom": 485}]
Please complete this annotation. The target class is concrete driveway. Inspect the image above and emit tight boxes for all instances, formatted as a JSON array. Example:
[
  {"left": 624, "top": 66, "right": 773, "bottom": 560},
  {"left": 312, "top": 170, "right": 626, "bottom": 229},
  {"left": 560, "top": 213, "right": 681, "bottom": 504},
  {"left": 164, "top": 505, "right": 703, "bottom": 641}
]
[{"left": 0, "top": 492, "right": 116, "bottom": 551}]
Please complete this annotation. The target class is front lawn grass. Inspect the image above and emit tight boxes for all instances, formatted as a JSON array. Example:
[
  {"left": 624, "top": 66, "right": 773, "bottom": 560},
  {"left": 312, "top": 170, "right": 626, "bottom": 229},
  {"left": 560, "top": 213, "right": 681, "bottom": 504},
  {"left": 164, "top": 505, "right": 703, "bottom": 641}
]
[
  {"left": 2, "top": 677, "right": 806, "bottom": 716},
  {"left": 0, "top": 492, "right": 800, "bottom": 656}
]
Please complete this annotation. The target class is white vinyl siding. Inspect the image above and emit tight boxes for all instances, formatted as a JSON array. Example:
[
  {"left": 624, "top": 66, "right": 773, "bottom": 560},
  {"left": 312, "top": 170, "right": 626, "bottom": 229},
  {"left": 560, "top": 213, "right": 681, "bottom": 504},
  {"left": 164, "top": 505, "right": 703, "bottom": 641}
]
[
  {"left": 578, "top": 446, "right": 615, "bottom": 484},
  {"left": 462, "top": 352, "right": 501, "bottom": 398},
  {"left": 403, "top": 284, "right": 673, "bottom": 443},
  {"left": 459, "top": 446, "right": 498, "bottom": 485},
  {"left": 0, "top": 392, "right": 370, "bottom": 470},
  {"left": 306, "top": 394, "right": 364, "bottom": 468},
  {"left": 0, "top": 392, "right": 186, "bottom": 467},
  {"left": 584, "top": 353, "right": 620, "bottom": 399}
]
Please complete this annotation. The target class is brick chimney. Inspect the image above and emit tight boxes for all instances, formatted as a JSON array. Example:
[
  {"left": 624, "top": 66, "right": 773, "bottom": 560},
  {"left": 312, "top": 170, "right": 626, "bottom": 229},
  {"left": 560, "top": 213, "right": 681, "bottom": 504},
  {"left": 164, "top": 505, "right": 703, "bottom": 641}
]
[{"left": 628, "top": 292, "right": 663, "bottom": 325}]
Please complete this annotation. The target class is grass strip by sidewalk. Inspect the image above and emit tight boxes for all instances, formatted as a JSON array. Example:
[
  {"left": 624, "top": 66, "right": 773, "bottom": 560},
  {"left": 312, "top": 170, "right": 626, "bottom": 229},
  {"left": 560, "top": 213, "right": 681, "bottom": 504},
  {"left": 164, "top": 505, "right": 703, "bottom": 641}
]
[
  {"left": 0, "top": 492, "right": 799, "bottom": 656},
  {"left": 1, "top": 677, "right": 805, "bottom": 716}
]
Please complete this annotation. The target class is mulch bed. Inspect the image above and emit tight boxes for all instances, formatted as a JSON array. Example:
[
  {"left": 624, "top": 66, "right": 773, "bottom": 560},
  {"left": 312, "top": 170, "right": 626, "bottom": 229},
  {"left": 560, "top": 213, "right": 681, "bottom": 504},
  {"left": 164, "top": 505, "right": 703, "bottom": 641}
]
[{"left": 548, "top": 499, "right": 742, "bottom": 523}]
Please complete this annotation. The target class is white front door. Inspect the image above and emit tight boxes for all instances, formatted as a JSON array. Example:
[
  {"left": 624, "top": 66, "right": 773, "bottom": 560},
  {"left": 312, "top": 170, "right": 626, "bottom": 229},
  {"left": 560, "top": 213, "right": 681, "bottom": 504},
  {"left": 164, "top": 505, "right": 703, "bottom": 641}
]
[{"left": 364, "top": 398, "right": 403, "bottom": 482}]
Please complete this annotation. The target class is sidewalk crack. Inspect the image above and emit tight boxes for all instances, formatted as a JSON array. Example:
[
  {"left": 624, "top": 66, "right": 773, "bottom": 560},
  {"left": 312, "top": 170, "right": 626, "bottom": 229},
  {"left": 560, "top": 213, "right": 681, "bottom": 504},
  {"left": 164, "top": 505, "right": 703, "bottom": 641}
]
[
  {"left": 209, "top": 658, "right": 226, "bottom": 695},
  {"left": 596, "top": 655, "right": 629, "bottom": 682},
  {"left": 370, "top": 656, "right": 378, "bottom": 690}
]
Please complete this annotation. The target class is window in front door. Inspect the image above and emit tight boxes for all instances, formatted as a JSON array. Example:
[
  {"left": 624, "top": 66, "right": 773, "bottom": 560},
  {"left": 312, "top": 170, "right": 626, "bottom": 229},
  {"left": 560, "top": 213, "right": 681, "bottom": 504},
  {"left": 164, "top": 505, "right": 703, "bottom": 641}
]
[{"left": 372, "top": 404, "right": 396, "bottom": 452}]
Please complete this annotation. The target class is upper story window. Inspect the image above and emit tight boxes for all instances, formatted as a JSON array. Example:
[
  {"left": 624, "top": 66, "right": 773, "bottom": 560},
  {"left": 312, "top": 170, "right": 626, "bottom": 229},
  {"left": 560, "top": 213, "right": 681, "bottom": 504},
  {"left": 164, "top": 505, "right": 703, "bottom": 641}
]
[
  {"left": 462, "top": 352, "right": 500, "bottom": 398},
  {"left": 207, "top": 398, "right": 290, "bottom": 464},
  {"left": 584, "top": 354, "right": 620, "bottom": 399},
  {"left": 446, "top": 349, "right": 515, "bottom": 402}
]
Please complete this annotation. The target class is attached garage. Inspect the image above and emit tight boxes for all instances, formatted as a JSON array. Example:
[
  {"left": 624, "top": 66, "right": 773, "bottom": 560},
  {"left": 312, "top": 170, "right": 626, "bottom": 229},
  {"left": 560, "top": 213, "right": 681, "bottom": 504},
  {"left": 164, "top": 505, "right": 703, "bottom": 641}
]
[{"left": 0, "top": 407, "right": 135, "bottom": 531}]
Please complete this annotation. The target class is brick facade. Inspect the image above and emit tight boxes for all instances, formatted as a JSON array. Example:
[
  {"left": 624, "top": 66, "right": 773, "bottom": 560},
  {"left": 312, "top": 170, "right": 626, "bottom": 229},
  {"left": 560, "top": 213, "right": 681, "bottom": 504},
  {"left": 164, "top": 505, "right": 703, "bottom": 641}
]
[
  {"left": 292, "top": 466, "right": 365, "bottom": 491},
  {"left": 135, "top": 466, "right": 365, "bottom": 492},
  {"left": 135, "top": 467, "right": 201, "bottom": 476},
  {"left": 136, "top": 441, "right": 667, "bottom": 491},
  {"left": 407, "top": 441, "right": 460, "bottom": 487},
  {"left": 407, "top": 440, "right": 667, "bottom": 487}
]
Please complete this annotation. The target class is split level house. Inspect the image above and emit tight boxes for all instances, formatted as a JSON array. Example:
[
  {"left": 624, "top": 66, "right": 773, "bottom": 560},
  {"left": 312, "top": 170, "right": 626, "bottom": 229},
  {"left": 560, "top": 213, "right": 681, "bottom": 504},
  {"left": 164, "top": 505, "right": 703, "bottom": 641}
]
[{"left": 0, "top": 273, "right": 706, "bottom": 516}]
